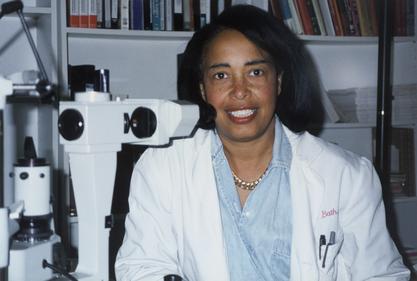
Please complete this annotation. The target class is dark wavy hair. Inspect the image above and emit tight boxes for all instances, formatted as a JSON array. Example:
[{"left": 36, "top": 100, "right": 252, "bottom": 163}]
[{"left": 177, "top": 4, "right": 323, "bottom": 132}]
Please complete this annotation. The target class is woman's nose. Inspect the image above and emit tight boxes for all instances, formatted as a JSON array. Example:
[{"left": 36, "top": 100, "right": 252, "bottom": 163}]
[{"left": 231, "top": 77, "right": 249, "bottom": 99}]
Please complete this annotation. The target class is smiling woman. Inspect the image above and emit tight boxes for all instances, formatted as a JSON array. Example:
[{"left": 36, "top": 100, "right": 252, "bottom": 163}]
[{"left": 115, "top": 5, "right": 410, "bottom": 281}]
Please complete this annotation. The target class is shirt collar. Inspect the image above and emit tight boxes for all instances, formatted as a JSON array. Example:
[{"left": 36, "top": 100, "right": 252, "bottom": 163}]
[{"left": 210, "top": 118, "right": 292, "bottom": 170}]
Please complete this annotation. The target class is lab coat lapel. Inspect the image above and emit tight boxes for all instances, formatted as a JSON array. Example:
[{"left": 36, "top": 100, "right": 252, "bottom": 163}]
[
  {"left": 285, "top": 127, "right": 326, "bottom": 279},
  {"left": 182, "top": 130, "right": 230, "bottom": 281}
]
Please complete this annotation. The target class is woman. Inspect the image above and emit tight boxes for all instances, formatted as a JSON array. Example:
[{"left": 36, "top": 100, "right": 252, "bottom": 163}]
[{"left": 115, "top": 5, "right": 409, "bottom": 281}]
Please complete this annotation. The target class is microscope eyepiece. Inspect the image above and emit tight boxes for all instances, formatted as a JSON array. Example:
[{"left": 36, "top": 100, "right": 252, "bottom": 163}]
[{"left": 58, "top": 109, "right": 84, "bottom": 141}]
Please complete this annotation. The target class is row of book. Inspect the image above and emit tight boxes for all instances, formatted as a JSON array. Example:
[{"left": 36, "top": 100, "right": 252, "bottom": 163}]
[
  {"left": 66, "top": 0, "right": 268, "bottom": 31},
  {"left": 271, "top": 0, "right": 415, "bottom": 37},
  {"left": 67, "top": 0, "right": 415, "bottom": 36}
]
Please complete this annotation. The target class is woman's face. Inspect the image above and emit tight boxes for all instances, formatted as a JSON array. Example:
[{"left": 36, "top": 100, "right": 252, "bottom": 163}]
[{"left": 201, "top": 29, "right": 281, "bottom": 143}]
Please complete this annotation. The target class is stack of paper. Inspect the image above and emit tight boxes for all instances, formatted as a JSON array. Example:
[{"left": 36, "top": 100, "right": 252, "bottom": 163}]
[{"left": 327, "top": 84, "right": 417, "bottom": 123}]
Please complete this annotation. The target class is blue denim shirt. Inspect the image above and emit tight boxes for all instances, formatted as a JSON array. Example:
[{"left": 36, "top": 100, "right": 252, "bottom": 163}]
[{"left": 211, "top": 119, "right": 292, "bottom": 281}]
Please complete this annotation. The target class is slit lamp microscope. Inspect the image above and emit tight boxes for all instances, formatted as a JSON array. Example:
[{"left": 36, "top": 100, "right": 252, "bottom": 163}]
[{"left": 0, "top": 1, "right": 198, "bottom": 280}]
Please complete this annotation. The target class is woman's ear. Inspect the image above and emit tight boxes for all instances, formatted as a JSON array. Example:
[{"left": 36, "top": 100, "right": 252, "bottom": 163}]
[
  {"left": 200, "top": 83, "right": 206, "bottom": 101},
  {"left": 277, "top": 73, "right": 283, "bottom": 96}
]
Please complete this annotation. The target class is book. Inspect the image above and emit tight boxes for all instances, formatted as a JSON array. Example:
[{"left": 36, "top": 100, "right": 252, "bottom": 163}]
[
  {"left": 269, "top": 0, "right": 283, "bottom": 21},
  {"left": 318, "top": 0, "right": 335, "bottom": 36},
  {"left": 120, "top": 0, "right": 129, "bottom": 30},
  {"left": 111, "top": 0, "right": 119, "bottom": 28},
  {"left": 311, "top": 0, "right": 326, "bottom": 35},
  {"left": 328, "top": 0, "right": 344, "bottom": 36},
  {"left": 356, "top": 0, "right": 373, "bottom": 36},
  {"left": 173, "top": 0, "right": 183, "bottom": 30},
  {"left": 96, "top": 0, "right": 104, "bottom": 28},
  {"left": 80, "top": 0, "right": 89, "bottom": 28},
  {"left": 104, "top": 0, "right": 112, "bottom": 28},
  {"left": 69, "top": 0, "right": 80, "bottom": 27},
  {"left": 295, "top": 0, "right": 314, "bottom": 35},
  {"left": 131, "top": 0, "right": 144, "bottom": 30},
  {"left": 165, "top": 0, "right": 173, "bottom": 31},
  {"left": 143, "top": 0, "right": 152, "bottom": 30},
  {"left": 288, "top": 0, "right": 304, "bottom": 34},
  {"left": 305, "top": 0, "right": 321, "bottom": 35},
  {"left": 150, "top": 0, "right": 165, "bottom": 30},
  {"left": 337, "top": 0, "right": 353, "bottom": 35},
  {"left": 277, "top": 0, "right": 298, "bottom": 34},
  {"left": 88, "top": 0, "right": 97, "bottom": 28},
  {"left": 183, "top": 0, "right": 191, "bottom": 30},
  {"left": 347, "top": 0, "right": 361, "bottom": 35},
  {"left": 160, "top": 0, "right": 166, "bottom": 30},
  {"left": 191, "top": 0, "right": 200, "bottom": 30},
  {"left": 368, "top": 0, "right": 378, "bottom": 35},
  {"left": 199, "top": 0, "right": 210, "bottom": 28}
]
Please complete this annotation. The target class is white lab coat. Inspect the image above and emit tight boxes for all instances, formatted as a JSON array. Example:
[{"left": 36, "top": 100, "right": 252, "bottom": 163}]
[{"left": 115, "top": 126, "right": 410, "bottom": 281}]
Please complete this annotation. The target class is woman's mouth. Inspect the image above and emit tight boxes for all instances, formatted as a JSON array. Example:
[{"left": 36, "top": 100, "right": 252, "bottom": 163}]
[
  {"left": 227, "top": 109, "right": 257, "bottom": 123},
  {"left": 228, "top": 109, "right": 256, "bottom": 118}
]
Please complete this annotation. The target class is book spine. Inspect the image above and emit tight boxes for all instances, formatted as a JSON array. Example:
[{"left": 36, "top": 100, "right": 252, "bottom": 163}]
[
  {"left": 355, "top": 0, "right": 367, "bottom": 35},
  {"left": 311, "top": 0, "right": 327, "bottom": 35},
  {"left": 120, "top": 0, "right": 129, "bottom": 29},
  {"left": 130, "top": 0, "right": 136, "bottom": 29},
  {"left": 96, "top": 0, "right": 104, "bottom": 28},
  {"left": 69, "top": 0, "right": 80, "bottom": 27},
  {"left": 269, "top": 0, "right": 282, "bottom": 20},
  {"left": 173, "top": 0, "right": 183, "bottom": 30},
  {"left": 296, "top": 0, "right": 314, "bottom": 35},
  {"left": 143, "top": 0, "right": 151, "bottom": 29},
  {"left": 165, "top": 0, "right": 173, "bottom": 30},
  {"left": 88, "top": 0, "right": 97, "bottom": 28},
  {"left": 111, "top": 0, "right": 119, "bottom": 28},
  {"left": 80, "top": 0, "right": 89, "bottom": 28},
  {"left": 277, "top": 0, "right": 296, "bottom": 33},
  {"left": 305, "top": 0, "right": 321, "bottom": 35},
  {"left": 104, "top": 0, "right": 112, "bottom": 28},
  {"left": 205, "top": 0, "right": 211, "bottom": 24},
  {"left": 328, "top": 0, "right": 344, "bottom": 35},
  {"left": 318, "top": 0, "right": 335, "bottom": 36},
  {"left": 152, "top": 0, "right": 161, "bottom": 30},
  {"left": 160, "top": 0, "right": 166, "bottom": 30},
  {"left": 199, "top": 0, "right": 207, "bottom": 28},
  {"left": 347, "top": 0, "right": 361, "bottom": 35},
  {"left": 183, "top": 0, "right": 191, "bottom": 30},
  {"left": 289, "top": 0, "right": 304, "bottom": 34},
  {"left": 368, "top": 0, "right": 378, "bottom": 35},
  {"left": 336, "top": 0, "right": 349, "bottom": 35}
]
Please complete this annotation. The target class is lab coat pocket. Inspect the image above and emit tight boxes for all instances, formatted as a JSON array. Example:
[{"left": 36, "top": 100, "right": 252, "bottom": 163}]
[
  {"left": 270, "top": 239, "right": 291, "bottom": 280},
  {"left": 319, "top": 231, "right": 344, "bottom": 281}
]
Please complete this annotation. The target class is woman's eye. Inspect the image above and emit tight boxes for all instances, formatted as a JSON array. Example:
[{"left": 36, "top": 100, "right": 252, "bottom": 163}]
[
  {"left": 250, "top": 69, "right": 264, "bottom": 76},
  {"left": 214, "top": 72, "right": 227, "bottom": 79}
]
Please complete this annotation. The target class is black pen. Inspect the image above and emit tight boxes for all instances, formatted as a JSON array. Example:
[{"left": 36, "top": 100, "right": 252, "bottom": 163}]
[
  {"left": 319, "top": 234, "right": 326, "bottom": 259},
  {"left": 322, "top": 231, "right": 336, "bottom": 268}
]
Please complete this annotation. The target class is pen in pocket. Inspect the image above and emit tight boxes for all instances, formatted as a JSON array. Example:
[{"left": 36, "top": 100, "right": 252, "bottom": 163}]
[
  {"left": 319, "top": 234, "right": 326, "bottom": 260},
  {"left": 322, "top": 231, "right": 336, "bottom": 268}
]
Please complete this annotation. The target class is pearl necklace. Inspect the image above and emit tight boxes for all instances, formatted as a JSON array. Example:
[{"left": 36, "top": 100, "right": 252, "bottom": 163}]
[{"left": 231, "top": 170, "right": 267, "bottom": 191}]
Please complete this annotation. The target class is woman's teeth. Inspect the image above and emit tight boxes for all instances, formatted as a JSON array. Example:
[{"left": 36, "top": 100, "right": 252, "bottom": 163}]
[{"left": 229, "top": 109, "right": 256, "bottom": 118}]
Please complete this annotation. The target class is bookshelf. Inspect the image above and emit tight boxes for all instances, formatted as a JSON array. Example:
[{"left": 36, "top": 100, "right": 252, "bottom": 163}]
[{"left": 54, "top": 0, "right": 417, "bottom": 277}]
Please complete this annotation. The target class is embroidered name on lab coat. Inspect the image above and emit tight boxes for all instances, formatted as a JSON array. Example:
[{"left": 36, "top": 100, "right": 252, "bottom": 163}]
[{"left": 321, "top": 208, "right": 338, "bottom": 218}]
